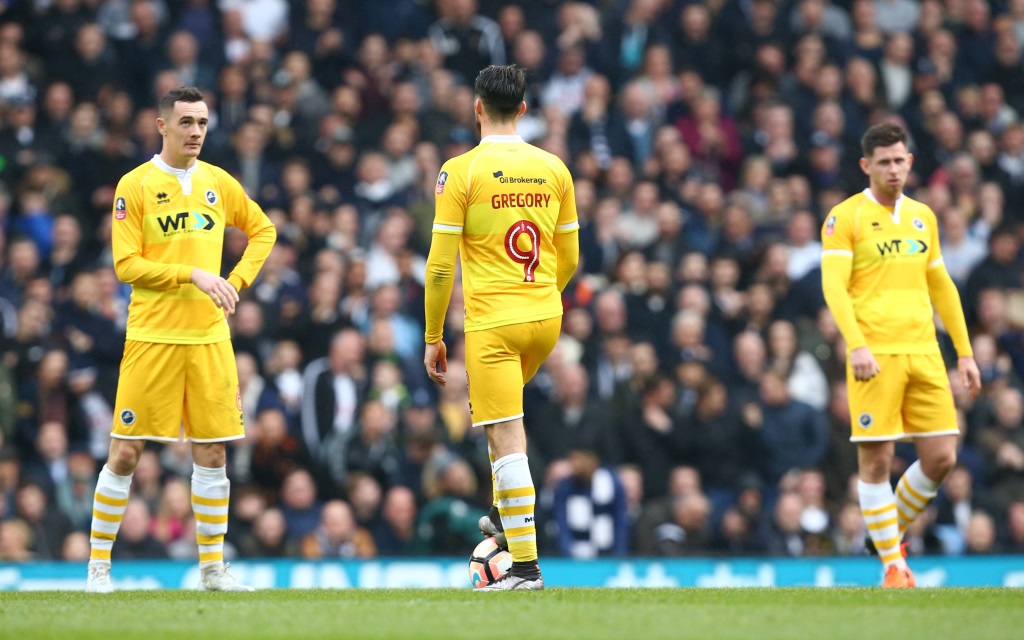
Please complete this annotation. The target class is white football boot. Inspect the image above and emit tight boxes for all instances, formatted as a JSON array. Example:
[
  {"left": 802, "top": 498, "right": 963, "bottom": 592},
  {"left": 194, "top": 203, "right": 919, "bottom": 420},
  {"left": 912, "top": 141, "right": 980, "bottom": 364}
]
[
  {"left": 477, "top": 574, "right": 545, "bottom": 591},
  {"left": 198, "top": 562, "right": 255, "bottom": 592},
  {"left": 85, "top": 562, "right": 115, "bottom": 593}
]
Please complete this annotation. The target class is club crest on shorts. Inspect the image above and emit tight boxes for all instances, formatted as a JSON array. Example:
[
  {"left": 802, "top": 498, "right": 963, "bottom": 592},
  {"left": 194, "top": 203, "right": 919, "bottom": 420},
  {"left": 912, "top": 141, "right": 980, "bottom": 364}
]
[
  {"left": 120, "top": 408, "right": 136, "bottom": 426},
  {"left": 115, "top": 197, "right": 127, "bottom": 220},
  {"left": 912, "top": 217, "right": 925, "bottom": 231},
  {"left": 858, "top": 412, "right": 873, "bottom": 429},
  {"left": 825, "top": 215, "right": 836, "bottom": 235},
  {"left": 436, "top": 170, "right": 448, "bottom": 194},
  {"left": 206, "top": 189, "right": 218, "bottom": 205}
]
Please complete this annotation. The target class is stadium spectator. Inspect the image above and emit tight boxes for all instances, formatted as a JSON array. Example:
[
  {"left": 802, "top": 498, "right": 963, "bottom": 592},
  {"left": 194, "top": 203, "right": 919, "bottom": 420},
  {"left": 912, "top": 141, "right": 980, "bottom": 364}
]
[
  {"left": 414, "top": 455, "right": 486, "bottom": 556},
  {"left": 298, "top": 499, "right": 375, "bottom": 559},
  {"left": 238, "top": 507, "right": 288, "bottom": 558},
  {"left": 428, "top": 0, "right": 504, "bottom": 86},
  {"left": 755, "top": 368, "right": 829, "bottom": 486},
  {"left": 551, "top": 440, "right": 629, "bottom": 558},
  {"left": 109, "top": 499, "right": 166, "bottom": 560},
  {"left": 278, "top": 469, "right": 323, "bottom": 544}
]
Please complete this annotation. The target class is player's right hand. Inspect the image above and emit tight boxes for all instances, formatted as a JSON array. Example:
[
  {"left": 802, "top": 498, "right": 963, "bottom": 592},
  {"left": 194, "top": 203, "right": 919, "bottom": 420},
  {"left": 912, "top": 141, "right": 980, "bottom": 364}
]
[
  {"left": 849, "top": 346, "right": 880, "bottom": 381},
  {"left": 424, "top": 340, "right": 448, "bottom": 386},
  {"left": 191, "top": 268, "right": 239, "bottom": 315}
]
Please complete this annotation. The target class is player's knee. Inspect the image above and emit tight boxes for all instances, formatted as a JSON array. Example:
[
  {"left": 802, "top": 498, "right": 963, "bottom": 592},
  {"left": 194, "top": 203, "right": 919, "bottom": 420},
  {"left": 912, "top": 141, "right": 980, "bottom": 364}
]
[
  {"left": 924, "top": 449, "right": 957, "bottom": 481},
  {"left": 857, "top": 444, "right": 893, "bottom": 482},
  {"left": 109, "top": 441, "right": 142, "bottom": 475},
  {"left": 859, "top": 458, "right": 891, "bottom": 483}
]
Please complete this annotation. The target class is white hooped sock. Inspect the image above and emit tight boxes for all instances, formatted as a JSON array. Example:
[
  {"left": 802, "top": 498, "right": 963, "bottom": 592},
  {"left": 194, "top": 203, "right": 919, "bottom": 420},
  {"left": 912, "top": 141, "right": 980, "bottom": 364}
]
[
  {"left": 191, "top": 463, "right": 230, "bottom": 567},
  {"left": 858, "top": 480, "right": 906, "bottom": 570},
  {"left": 895, "top": 460, "right": 940, "bottom": 535},
  {"left": 89, "top": 465, "right": 133, "bottom": 565}
]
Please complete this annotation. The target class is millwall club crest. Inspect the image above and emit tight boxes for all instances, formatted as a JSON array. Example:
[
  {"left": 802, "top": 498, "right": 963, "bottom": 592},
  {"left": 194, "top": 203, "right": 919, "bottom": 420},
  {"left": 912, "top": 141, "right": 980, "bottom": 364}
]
[
  {"left": 206, "top": 189, "right": 218, "bottom": 205},
  {"left": 912, "top": 217, "right": 925, "bottom": 231},
  {"left": 115, "top": 197, "right": 127, "bottom": 220},
  {"left": 858, "top": 413, "right": 873, "bottom": 429},
  {"left": 436, "top": 170, "right": 448, "bottom": 194},
  {"left": 120, "top": 408, "right": 136, "bottom": 426}
]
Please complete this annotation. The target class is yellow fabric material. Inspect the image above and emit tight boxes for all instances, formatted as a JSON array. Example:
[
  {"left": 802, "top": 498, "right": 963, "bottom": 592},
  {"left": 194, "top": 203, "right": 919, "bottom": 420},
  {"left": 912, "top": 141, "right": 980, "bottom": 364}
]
[
  {"left": 821, "top": 253, "right": 867, "bottom": 350},
  {"left": 112, "top": 159, "right": 276, "bottom": 344},
  {"left": 821, "top": 190, "right": 963, "bottom": 355},
  {"left": 464, "top": 317, "right": 561, "bottom": 426},
  {"left": 553, "top": 229, "right": 580, "bottom": 292},
  {"left": 427, "top": 135, "right": 578, "bottom": 338},
  {"left": 926, "top": 263, "right": 974, "bottom": 357},
  {"left": 111, "top": 340, "right": 244, "bottom": 442},
  {"left": 846, "top": 353, "right": 958, "bottom": 442},
  {"left": 423, "top": 231, "right": 460, "bottom": 343}
]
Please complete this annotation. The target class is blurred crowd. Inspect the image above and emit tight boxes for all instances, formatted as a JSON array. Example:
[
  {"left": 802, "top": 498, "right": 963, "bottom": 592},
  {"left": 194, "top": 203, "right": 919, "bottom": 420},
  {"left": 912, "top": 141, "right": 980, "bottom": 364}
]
[{"left": 2, "top": 0, "right": 1024, "bottom": 565}]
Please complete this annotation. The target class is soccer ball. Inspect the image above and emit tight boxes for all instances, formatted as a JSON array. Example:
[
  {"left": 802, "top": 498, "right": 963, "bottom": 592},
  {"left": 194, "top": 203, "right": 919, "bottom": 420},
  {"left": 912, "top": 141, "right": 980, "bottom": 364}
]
[{"left": 468, "top": 537, "right": 512, "bottom": 588}]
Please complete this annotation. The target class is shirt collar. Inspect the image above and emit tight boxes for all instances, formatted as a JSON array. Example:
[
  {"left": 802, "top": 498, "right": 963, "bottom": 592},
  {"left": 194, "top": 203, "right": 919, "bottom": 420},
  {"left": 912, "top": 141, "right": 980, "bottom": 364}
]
[
  {"left": 151, "top": 154, "right": 199, "bottom": 179},
  {"left": 862, "top": 187, "right": 903, "bottom": 223}
]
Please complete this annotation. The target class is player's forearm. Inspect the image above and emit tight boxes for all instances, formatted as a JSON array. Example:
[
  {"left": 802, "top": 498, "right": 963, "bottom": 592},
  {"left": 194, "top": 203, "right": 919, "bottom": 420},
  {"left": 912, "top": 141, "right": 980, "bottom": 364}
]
[
  {"left": 553, "top": 230, "right": 579, "bottom": 292},
  {"left": 227, "top": 214, "right": 277, "bottom": 292},
  {"left": 928, "top": 265, "right": 974, "bottom": 357},
  {"left": 114, "top": 253, "right": 192, "bottom": 290},
  {"left": 821, "top": 258, "right": 868, "bottom": 350},
  {"left": 423, "top": 232, "right": 460, "bottom": 343}
]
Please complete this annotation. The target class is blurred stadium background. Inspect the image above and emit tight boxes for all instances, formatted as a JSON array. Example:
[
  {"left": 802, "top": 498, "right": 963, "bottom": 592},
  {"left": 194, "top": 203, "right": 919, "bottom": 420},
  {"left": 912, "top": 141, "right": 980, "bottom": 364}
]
[{"left": 1, "top": 0, "right": 1024, "bottom": 588}]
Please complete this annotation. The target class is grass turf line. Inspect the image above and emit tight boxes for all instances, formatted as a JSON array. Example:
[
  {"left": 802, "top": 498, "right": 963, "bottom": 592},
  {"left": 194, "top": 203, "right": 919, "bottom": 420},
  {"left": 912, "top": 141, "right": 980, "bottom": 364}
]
[{"left": 1, "top": 588, "right": 1023, "bottom": 640}]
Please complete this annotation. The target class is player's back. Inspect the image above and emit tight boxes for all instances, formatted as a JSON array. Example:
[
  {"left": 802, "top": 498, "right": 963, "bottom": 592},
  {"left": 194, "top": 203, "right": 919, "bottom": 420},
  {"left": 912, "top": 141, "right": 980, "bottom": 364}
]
[{"left": 434, "top": 135, "right": 577, "bottom": 332}]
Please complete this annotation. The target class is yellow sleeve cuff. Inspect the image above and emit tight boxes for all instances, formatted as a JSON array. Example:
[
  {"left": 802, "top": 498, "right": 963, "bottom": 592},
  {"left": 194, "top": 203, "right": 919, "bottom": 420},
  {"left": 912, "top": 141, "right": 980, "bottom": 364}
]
[
  {"left": 227, "top": 274, "right": 245, "bottom": 292},
  {"left": 177, "top": 265, "right": 193, "bottom": 285}
]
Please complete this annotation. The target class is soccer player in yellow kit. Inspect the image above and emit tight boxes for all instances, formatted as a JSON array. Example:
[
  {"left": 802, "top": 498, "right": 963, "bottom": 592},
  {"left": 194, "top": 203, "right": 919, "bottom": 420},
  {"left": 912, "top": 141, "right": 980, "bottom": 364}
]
[
  {"left": 821, "top": 123, "right": 981, "bottom": 587},
  {"left": 423, "top": 65, "right": 579, "bottom": 590},
  {"left": 85, "top": 87, "right": 276, "bottom": 592}
]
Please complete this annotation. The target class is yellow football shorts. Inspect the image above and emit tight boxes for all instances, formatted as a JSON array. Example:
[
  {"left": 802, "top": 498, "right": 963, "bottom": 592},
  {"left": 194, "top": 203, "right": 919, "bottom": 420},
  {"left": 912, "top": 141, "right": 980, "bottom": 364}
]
[
  {"left": 847, "top": 352, "right": 958, "bottom": 442},
  {"left": 111, "top": 339, "right": 244, "bottom": 443},
  {"left": 464, "top": 316, "right": 561, "bottom": 427}
]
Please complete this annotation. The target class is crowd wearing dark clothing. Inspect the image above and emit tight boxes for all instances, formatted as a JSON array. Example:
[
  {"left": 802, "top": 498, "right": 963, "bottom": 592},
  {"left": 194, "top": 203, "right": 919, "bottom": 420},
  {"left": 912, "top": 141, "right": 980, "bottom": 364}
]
[{"left": 2, "top": 0, "right": 1024, "bottom": 563}]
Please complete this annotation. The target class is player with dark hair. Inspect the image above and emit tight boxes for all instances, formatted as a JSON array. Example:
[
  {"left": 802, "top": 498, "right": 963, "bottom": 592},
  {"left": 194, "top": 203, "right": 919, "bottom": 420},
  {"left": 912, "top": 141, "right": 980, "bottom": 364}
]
[
  {"left": 821, "top": 122, "right": 981, "bottom": 587},
  {"left": 423, "top": 65, "right": 579, "bottom": 590},
  {"left": 86, "top": 87, "right": 276, "bottom": 592}
]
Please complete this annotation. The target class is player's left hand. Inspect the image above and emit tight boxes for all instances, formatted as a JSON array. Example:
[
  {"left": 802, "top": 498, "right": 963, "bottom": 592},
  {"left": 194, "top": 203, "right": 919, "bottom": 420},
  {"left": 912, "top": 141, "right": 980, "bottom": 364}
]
[
  {"left": 191, "top": 268, "right": 239, "bottom": 315},
  {"left": 424, "top": 340, "right": 448, "bottom": 386},
  {"left": 958, "top": 356, "right": 982, "bottom": 399}
]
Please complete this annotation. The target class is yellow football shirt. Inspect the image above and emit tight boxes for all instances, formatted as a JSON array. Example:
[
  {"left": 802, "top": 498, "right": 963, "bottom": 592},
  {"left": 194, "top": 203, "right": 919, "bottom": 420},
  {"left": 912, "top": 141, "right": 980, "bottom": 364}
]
[
  {"left": 431, "top": 134, "right": 579, "bottom": 333},
  {"left": 111, "top": 155, "right": 276, "bottom": 344},
  {"left": 821, "top": 189, "right": 944, "bottom": 354}
]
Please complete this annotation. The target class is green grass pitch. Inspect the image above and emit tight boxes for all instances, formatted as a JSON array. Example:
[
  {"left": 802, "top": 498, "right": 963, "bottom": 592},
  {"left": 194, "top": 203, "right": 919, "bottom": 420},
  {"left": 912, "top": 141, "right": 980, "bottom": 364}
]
[{"left": 2, "top": 588, "right": 1023, "bottom": 640}]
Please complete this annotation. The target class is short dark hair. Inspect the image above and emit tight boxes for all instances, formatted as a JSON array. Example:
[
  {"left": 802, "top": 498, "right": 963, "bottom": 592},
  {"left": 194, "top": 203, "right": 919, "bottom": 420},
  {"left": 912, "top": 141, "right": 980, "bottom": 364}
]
[
  {"left": 474, "top": 65, "right": 527, "bottom": 121},
  {"left": 158, "top": 86, "right": 204, "bottom": 119},
  {"left": 861, "top": 122, "right": 908, "bottom": 158}
]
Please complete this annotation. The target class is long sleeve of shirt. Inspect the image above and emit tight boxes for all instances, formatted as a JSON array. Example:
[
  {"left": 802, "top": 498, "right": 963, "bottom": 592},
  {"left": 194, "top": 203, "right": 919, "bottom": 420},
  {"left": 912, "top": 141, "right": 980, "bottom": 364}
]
[
  {"left": 226, "top": 195, "right": 277, "bottom": 292},
  {"left": 553, "top": 229, "right": 579, "bottom": 292},
  {"left": 423, "top": 231, "right": 460, "bottom": 343},
  {"left": 821, "top": 252, "right": 868, "bottom": 351},
  {"left": 112, "top": 186, "right": 193, "bottom": 290},
  {"left": 927, "top": 262, "right": 973, "bottom": 357}
]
